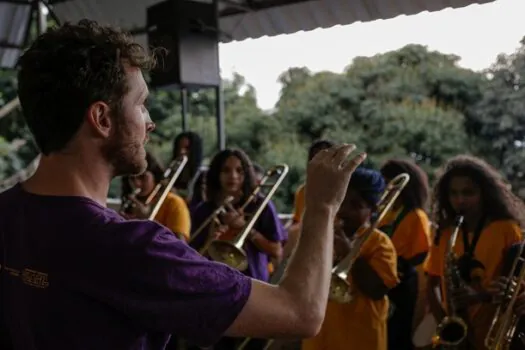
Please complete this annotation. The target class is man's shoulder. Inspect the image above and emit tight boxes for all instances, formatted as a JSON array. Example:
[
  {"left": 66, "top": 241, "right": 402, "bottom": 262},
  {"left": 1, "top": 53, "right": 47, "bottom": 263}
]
[{"left": 0, "top": 184, "right": 21, "bottom": 204}]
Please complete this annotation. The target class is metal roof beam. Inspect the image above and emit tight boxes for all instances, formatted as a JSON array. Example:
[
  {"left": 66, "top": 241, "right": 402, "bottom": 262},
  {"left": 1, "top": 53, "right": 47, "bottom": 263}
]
[
  {"left": 0, "top": 41, "right": 22, "bottom": 49},
  {"left": 220, "top": 0, "right": 310, "bottom": 17}
]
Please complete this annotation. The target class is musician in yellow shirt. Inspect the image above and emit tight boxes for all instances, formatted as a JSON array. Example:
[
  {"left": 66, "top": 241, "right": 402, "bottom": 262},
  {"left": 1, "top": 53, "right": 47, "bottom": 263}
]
[
  {"left": 121, "top": 151, "right": 191, "bottom": 241},
  {"left": 425, "top": 155, "right": 524, "bottom": 349},
  {"left": 302, "top": 167, "right": 399, "bottom": 350},
  {"left": 285, "top": 139, "right": 334, "bottom": 258},
  {"left": 379, "top": 158, "right": 431, "bottom": 350}
]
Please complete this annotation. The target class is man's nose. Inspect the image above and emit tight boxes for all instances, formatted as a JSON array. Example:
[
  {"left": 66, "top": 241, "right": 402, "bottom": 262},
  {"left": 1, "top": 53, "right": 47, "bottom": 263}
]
[{"left": 146, "top": 121, "right": 156, "bottom": 133}]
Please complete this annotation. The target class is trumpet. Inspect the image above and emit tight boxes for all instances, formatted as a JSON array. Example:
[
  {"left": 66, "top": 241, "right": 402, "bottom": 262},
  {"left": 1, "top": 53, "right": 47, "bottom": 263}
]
[
  {"left": 485, "top": 239, "right": 525, "bottom": 350},
  {"left": 432, "top": 215, "right": 468, "bottom": 348},
  {"left": 329, "top": 173, "right": 410, "bottom": 303},
  {"left": 120, "top": 155, "right": 188, "bottom": 220},
  {"left": 206, "top": 164, "right": 289, "bottom": 271}
]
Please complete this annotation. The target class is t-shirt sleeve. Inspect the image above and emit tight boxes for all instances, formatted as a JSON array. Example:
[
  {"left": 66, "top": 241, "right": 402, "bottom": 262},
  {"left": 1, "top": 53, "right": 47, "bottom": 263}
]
[
  {"left": 62, "top": 219, "right": 252, "bottom": 347},
  {"left": 391, "top": 209, "right": 431, "bottom": 261},
  {"left": 162, "top": 195, "right": 191, "bottom": 241},
  {"left": 365, "top": 231, "right": 400, "bottom": 289},
  {"left": 501, "top": 221, "right": 523, "bottom": 250},
  {"left": 256, "top": 200, "right": 287, "bottom": 243}
]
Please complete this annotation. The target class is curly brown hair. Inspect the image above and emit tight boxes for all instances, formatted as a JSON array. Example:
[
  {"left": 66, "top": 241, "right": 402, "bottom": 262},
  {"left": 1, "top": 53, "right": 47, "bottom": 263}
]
[
  {"left": 17, "top": 19, "right": 157, "bottom": 155},
  {"left": 380, "top": 158, "right": 429, "bottom": 211},
  {"left": 432, "top": 155, "right": 525, "bottom": 235}
]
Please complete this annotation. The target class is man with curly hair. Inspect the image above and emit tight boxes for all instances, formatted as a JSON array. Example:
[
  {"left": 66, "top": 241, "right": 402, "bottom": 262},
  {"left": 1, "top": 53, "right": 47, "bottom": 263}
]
[{"left": 0, "top": 20, "right": 366, "bottom": 350}]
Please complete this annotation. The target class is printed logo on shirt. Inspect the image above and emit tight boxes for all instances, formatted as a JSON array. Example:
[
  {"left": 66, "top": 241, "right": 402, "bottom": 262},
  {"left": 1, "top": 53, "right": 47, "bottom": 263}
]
[
  {"left": 0, "top": 265, "right": 49, "bottom": 289},
  {"left": 22, "top": 269, "right": 49, "bottom": 288}
]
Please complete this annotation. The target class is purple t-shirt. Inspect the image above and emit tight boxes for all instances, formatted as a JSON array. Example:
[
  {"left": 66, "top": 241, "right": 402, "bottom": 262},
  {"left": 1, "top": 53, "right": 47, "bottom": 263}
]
[
  {"left": 190, "top": 199, "right": 287, "bottom": 282},
  {"left": 0, "top": 184, "right": 252, "bottom": 350}
]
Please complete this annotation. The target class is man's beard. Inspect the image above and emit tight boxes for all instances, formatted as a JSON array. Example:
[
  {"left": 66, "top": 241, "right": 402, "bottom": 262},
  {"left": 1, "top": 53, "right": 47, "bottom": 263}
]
[{"left": 101, "top": 122, "right": 147, "bottom": 178}]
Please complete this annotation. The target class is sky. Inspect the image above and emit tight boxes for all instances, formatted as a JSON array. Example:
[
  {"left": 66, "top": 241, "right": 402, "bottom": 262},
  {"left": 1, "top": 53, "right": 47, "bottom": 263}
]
[{"left": 218, "top": 0, "right": 525, "bottom": 110}]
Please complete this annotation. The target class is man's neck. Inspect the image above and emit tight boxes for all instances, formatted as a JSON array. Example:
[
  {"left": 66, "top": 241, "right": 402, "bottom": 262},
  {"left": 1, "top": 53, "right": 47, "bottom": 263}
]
[{"left": 22, "top": 152, "right": 112, "bottom": 207}]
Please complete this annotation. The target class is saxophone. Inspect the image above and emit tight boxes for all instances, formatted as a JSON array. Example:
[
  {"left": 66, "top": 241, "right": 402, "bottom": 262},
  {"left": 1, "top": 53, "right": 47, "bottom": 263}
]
[{"left": 432, "top": 215, "right": 469, "bottom": 348}]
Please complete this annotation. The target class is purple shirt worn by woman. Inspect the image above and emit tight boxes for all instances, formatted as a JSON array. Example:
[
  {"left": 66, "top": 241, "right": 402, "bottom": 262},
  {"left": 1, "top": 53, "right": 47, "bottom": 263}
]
[
  {"left": 190, "top": 199, "right": 287, "bottom": 282},
  {"left": 0, "top": 184, "right": 251, "bottom": 350}
]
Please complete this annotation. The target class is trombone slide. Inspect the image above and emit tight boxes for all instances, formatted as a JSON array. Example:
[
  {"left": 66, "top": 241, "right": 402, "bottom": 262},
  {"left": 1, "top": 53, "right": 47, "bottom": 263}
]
[{"left": 148, "top": 155, "right": 188, "bottom": 220}]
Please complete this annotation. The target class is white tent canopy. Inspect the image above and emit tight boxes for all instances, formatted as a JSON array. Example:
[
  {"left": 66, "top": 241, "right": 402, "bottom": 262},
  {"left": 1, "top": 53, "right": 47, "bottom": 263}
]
[{"left": 0, "top": 0, "right": 495, "bottom": 69}]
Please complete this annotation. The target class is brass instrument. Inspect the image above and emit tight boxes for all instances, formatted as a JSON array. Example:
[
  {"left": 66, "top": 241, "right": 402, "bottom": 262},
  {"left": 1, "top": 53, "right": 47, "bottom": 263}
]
[
  {"left": 120, "top": 187, "right": 141, "bottom": 214},
  {"left": 147, "top": 155, "right": 188, "bottom": 220},
  {"left": 121, "top": 155, "right": 188, "bottom": 220},
  {"left": 329, "top": 173, "right": 410, "bottom": 304},
  {"left": 432, "top": 215, "right": 468, "bottom": 348},
  {"left": 485, "top": 239, "right": 525, "bottom": 350},
  {"left": 188, "top": 195, "right": 235, "bottom": 253},
  {"left": 206, "top": 164, "right": 289, "bottom": 271}
]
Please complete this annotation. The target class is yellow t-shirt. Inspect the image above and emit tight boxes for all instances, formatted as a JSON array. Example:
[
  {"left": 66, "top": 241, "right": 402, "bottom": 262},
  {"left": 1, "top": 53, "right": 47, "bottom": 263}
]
[
  {"left": 302, "top": 229, "right": 399, "bottom": 350},
  {"left": 154, "top": 192, "right": 191, "bottom": 241},
  {"left": 379, "top": 207, "right": 431, "bottom": 261},
  {"left": 425, "top": 219, "right": 522, "bottom": 349},
  {"left": 292, "top": 184, "right": 305, "bottom": 223}
]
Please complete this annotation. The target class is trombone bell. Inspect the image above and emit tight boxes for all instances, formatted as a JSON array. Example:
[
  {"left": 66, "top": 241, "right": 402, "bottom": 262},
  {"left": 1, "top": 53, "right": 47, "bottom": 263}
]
[
  {"left": 329, "top": 274, "right": 352, "bottom": 304},
  {"left": 207, "top": 241, "right": 248, "bottom": 271}
]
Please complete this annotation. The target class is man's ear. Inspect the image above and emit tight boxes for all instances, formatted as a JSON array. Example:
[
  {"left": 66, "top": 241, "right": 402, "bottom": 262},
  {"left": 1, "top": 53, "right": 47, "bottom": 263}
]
[{"left": 86, "top": 101, "right": 112, "bottom": 138}]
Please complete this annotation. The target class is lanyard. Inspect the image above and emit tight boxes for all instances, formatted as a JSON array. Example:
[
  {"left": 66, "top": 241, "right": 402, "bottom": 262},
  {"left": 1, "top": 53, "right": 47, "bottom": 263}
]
[
  {"left": 461, "top": 217, "right": 486, "bottom": 257},
  {"left": 381, "top": 207, "right": 410, "bottom": 239}
]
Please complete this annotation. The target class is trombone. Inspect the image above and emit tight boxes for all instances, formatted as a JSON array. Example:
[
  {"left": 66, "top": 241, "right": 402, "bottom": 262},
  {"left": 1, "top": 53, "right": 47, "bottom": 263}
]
[
  {"left": 147, "top": 155, "right": 188, "bottom": 220},
  {"left": 120, "top": 155, "right": 188, "bottom": 221},
  {"left": 202, "top": 164, "right": 289, "bottom": 271},
  {"left": 188, "top": 195, "right": 235, "bottom": 254},
  {"left": 485, "top": 239, "right": 525, "bottom": 350},
  {"left": 329, "top": 173, "right": 410, "bottom": 303}
]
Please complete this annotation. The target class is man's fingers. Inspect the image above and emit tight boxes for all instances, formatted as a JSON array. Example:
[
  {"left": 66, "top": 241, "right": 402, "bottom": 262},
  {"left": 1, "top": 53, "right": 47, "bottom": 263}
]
[
  {"left": 330, "top": 144, "right": 357, "bottom": 166},
  {"left": 343, "top": 152, "right": 367, "bottom": 173},
  {"left": 309, "top": 146, "right": 332, "bottom": 164}
]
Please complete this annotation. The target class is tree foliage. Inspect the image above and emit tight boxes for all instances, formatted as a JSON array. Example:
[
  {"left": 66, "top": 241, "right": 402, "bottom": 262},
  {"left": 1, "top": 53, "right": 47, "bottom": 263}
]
[{"left": 3, "top": 41, "right": 525, "bottom": 211}]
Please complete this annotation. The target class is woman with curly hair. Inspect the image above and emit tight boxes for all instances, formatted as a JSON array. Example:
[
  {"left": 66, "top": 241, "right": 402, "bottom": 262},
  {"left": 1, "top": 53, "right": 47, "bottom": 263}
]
[
  {"left": 379, "top": 158, "right": 431, "bottom": 350},
  {"left": 425, "top": 155, "right": 524, "bottom": 349}
]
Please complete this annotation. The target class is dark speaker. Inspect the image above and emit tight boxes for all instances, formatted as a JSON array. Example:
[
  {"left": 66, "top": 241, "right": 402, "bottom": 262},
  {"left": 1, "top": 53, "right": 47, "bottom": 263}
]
[{"left": 146, "top": 0, "right": 220, "bottom": 89}]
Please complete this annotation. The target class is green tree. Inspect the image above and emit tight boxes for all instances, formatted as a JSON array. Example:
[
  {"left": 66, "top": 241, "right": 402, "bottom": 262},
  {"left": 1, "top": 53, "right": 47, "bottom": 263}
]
[
  {"left": 274, "top": 44, "right": 485, "bottom": 187},
  {"left": 471, "top": 38, "right": 525, "bottom": 191}
]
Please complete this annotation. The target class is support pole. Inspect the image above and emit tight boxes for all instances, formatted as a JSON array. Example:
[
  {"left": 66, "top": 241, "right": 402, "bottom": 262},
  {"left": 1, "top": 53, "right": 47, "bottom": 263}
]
[
  {"left": 215, "top": 85, "right": 225, "bottom": 150},
  {"left": 180, "top": 88, "right": 189, "bottom": 131},
  {"left": 213, "top": 0, "right": 225, "bottom": 150}
]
